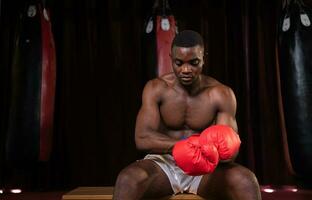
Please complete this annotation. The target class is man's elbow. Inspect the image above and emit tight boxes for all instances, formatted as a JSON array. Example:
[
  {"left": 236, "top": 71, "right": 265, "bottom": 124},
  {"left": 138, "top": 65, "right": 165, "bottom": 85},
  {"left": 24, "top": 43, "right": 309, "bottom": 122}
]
[
  {"left": 135, "top": 136, "right": 149, "bottom": 151},
  {"left": 135, "top": 142, "right": 146, "bottom": 151}
]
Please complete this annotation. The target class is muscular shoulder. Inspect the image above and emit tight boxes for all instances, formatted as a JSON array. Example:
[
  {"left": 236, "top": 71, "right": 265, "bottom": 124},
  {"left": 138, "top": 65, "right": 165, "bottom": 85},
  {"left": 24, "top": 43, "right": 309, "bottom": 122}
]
[
  {"left": 145, "top": 73, "right": 176, "bottom": 91},
  {"left": 142, "top": 74, "right": 174, "bottom": 103},
  {"left": 202, "top": 76, "right": 236, "bottom": 112},
  {"left": 211, "top": 84, "right": 236, "bottom": 102}
]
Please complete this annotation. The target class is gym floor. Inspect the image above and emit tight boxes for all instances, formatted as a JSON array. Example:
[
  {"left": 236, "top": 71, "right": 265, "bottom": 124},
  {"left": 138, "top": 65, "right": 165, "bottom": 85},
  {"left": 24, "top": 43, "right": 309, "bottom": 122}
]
[{"left": 1, "top": 186, "right": 312, "bottom": 200}]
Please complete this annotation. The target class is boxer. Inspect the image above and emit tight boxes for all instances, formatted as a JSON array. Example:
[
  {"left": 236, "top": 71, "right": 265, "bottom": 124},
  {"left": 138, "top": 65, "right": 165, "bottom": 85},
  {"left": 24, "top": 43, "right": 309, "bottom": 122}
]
[{"left": 113, "top": 30, "right": 261, "bottom": 200}]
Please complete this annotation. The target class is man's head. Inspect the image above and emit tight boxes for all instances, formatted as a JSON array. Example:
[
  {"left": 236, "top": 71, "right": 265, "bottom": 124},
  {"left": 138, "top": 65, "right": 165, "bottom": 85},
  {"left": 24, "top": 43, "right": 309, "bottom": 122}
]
[
  {"left": 171, "top": 30, "right": 204, "bottom": 49},
  {"left": 171, "top": 30, "right": 205, "bottom": 86}
]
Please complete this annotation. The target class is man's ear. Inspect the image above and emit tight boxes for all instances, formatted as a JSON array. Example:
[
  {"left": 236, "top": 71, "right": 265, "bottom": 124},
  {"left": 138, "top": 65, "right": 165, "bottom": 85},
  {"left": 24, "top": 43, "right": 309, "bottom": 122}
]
[{"left": 203, "top": 51, "right": 208, "bottom": 66}]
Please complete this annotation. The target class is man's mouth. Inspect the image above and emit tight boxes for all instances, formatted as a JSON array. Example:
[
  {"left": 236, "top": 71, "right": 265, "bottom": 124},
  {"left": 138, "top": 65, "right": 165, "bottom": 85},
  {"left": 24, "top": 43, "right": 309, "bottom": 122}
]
[{"left": 181, "top": 76, "right": 192, "bottom": 81}]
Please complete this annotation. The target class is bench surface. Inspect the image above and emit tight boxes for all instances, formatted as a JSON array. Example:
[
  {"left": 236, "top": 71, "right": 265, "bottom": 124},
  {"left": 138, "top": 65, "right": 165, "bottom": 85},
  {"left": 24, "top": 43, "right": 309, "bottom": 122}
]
[{"left": 62, "top": 187, "right": 204, "bottom": 200}]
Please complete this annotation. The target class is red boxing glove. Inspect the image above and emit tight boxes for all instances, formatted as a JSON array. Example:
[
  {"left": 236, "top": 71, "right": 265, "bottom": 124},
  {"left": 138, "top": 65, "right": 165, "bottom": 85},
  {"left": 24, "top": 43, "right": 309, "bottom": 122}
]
[
  {"left": 172, "top": 134, "right": 219, "bottom": 176},
  {"left": 199, "top": 125, "right": 241, "bottom": 160}
]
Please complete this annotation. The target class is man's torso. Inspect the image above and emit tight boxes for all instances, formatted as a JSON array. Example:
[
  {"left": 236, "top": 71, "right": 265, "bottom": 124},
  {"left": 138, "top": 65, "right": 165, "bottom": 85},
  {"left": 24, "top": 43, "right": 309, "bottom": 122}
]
[{"left": 156, "top": 73, "right": 224, "bottom": 139}]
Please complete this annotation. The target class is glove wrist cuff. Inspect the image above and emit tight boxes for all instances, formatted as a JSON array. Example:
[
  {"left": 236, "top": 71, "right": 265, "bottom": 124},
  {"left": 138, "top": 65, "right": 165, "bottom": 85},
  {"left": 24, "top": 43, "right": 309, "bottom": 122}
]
[{"left": 163, "top": 145, "right": 174, "bottom": 154}]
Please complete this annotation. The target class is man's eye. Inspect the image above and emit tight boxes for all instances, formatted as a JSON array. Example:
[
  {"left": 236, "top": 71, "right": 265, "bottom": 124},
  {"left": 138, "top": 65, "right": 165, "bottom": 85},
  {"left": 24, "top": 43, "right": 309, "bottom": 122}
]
[
  {"left": 175, "top": 60, "right": 183, "bottom": 66},
  {"left": 190, "top": 60, "right": 200, "bottom": 66}
]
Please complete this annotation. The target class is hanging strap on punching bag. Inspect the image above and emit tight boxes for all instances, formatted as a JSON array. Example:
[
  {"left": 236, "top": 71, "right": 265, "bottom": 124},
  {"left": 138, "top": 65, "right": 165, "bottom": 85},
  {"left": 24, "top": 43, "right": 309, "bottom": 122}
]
[{"left": 278, "top": 0, "right": 312, "bottom": 182}]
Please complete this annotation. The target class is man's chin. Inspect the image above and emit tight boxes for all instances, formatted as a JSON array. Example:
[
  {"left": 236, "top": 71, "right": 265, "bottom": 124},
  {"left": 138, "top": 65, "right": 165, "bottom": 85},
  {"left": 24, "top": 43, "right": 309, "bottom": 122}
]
[{"left": 180, "top": 80, "right": 193, "bottom": 86}]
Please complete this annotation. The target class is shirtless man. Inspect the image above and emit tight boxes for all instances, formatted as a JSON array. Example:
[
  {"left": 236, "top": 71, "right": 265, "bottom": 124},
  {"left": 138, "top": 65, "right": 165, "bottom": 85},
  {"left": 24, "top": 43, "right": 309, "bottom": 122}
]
[{"left": 113, "top": 30, "right": 261, "bottom": 200}]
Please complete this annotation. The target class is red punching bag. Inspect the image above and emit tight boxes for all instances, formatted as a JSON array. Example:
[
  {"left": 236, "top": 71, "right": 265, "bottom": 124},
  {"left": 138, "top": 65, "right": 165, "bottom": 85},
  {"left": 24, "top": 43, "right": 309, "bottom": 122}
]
[
  {"left": 39, "top": 4, "right": 56, "bottom": 161},
  {"left": 143, "top": 0, "right": 177, "bottom": 79},
  {"left": 156, "top": 0, "right": 177, "bottom": 77}
]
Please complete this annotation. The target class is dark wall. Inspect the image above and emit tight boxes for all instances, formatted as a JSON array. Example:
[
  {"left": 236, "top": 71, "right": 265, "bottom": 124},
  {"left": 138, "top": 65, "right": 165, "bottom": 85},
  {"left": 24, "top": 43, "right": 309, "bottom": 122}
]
[{"left": 0, "top": 0, "right": 300, "bottom": 190}]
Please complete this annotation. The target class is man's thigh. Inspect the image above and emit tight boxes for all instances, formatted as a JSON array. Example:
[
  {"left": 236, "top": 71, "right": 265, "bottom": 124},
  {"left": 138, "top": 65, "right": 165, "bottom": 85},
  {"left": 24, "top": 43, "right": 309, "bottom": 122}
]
[
  {"left": 126, "top": 159, "right": 174, "bottom": 198},
  {"left": 197, "top": 163, "right": 260, "bottom": 200},
  {"left": 196, "top": 164, "right": 227, "bottom": 200}
]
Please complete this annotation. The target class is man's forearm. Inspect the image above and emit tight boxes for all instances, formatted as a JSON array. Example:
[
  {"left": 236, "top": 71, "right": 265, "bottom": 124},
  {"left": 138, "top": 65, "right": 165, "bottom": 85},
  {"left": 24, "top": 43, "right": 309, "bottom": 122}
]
[{"left": 135, "top": 131, "right": 178, "bottom": 154}]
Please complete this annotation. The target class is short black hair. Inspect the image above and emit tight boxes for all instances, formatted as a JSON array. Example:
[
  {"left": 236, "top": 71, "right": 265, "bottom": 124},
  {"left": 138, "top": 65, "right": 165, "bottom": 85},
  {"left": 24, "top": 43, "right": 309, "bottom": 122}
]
[{"left": 171, "top": 30, "right": 204, "bottom": 49}]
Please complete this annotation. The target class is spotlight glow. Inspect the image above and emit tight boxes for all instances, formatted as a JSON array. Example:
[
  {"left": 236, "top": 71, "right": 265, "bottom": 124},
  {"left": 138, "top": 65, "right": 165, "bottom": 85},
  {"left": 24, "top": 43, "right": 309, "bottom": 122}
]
[
  {"left": 263, "top": 188, "right": 275, "bottom": 193},
  {"left": 0, "top": 189, "right": 3, "bottom": 194},
  {"left": 10, "top": 189, "right": 22, "bottom": 194},
  {"left": 283, "top": 185, "right": 298, "bottom": 192}
]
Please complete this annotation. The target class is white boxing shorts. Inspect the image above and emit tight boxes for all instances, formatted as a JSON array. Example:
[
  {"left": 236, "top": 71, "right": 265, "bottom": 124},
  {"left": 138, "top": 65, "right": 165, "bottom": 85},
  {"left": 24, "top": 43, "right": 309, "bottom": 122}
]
[{"left": 144, "top": 154, "right": 203, "bottom": 194}]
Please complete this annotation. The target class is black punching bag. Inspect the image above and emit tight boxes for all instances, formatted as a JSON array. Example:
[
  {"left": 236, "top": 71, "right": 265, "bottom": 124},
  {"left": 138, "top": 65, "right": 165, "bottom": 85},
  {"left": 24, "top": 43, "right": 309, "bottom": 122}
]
[
  {"left": 6, "top": 1, "right": 56, "bottom": 165},
  {"left": 278, "top": 0, "right": 312, "bottom": 180}
]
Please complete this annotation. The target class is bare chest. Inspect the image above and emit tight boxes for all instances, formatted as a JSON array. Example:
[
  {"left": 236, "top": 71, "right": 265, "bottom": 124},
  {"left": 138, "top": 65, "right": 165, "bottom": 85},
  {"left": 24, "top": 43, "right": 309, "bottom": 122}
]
[{"left": 159, "top": 90, "right": 216, "bottom": 131}]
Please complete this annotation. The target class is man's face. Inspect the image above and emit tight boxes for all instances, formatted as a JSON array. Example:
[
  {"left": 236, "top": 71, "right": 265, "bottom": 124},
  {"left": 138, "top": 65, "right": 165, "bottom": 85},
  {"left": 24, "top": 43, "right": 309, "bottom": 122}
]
[{"left": 171, "top": 45, "right": 204, "bottom": 86}]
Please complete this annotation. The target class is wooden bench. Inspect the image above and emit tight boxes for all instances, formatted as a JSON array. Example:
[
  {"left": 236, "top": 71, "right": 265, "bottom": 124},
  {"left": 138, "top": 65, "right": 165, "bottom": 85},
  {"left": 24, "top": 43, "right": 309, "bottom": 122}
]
[{"left": 62, "top": 187, "right": 204, "bottom": 200}]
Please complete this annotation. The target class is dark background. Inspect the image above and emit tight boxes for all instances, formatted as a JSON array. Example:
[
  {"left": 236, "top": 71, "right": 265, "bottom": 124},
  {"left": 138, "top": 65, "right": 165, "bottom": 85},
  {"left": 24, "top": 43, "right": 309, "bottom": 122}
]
[{"left": 1, "top": 0, "right": 309, "bottom": 191}]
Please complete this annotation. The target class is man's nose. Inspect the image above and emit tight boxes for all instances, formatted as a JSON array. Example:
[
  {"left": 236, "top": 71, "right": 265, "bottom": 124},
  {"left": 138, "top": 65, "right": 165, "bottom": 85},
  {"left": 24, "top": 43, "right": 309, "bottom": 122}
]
[{"left": 181, "top": 64, "right": 191, "bottom": 73}]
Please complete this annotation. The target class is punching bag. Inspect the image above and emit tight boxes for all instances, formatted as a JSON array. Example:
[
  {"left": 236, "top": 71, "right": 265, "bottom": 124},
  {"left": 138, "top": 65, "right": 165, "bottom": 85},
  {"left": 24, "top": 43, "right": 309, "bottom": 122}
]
[
  {"left": 142, "top": 1, "right": 158, "bottom": 82},
  {"left": 143, "top": 0, "right": 177, "bottom": 79},
  {"left": 156, "top": 0, "right": 177, "bottom": 77},
  {"left": 6, "top": 1, "right": 56, "bottom": 165},
  {"left": 278, "top": 0, "right": 312, "bottom": 179}
]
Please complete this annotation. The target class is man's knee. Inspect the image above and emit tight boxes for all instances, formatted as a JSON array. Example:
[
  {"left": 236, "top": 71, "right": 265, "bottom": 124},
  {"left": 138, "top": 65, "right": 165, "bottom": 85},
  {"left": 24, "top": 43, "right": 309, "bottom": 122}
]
[
  {"left": 222, "top": 164, "right": 260, "bottom": 194},
  {"left": 115, "top": 164, "right": 150, "bottom": 189}
]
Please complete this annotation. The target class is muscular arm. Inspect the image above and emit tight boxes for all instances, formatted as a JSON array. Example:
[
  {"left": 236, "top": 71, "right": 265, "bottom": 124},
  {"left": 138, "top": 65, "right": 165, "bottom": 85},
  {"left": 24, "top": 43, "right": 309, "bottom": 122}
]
[
  {"left": 135, "top": 79, "right": 178, "bottom": 154},
  {"left": 213, "top": 85, "right": 239, "bottom": 162}
]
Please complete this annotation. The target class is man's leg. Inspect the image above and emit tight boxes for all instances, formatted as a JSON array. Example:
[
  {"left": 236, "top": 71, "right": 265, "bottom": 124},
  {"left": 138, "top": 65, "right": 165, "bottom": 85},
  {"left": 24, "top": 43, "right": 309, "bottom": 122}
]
[
  {"left": 197, "top": 163, "right": 261, "bottom": 200},
  {"left": 113, "top": 160, "right": 174, "bottom": 200}
]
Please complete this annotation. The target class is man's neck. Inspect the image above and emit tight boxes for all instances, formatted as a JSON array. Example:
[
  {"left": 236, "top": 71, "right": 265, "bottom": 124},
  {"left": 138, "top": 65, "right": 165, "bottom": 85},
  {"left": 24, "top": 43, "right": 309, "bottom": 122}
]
[{"left": 178, "top": 75, "right": 202, "bottom": 96}]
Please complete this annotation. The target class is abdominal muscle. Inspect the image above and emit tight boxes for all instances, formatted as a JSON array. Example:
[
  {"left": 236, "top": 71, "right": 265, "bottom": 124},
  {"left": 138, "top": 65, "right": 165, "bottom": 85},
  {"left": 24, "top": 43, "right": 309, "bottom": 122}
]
[{"left": 166, "top": 129, "right": 198, "bottom": 140}]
